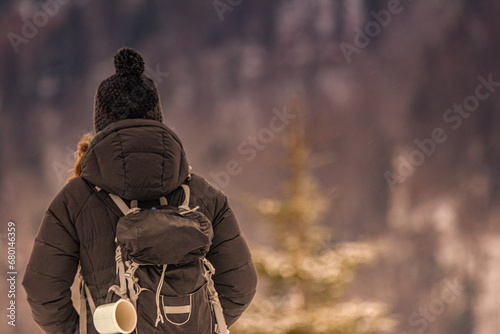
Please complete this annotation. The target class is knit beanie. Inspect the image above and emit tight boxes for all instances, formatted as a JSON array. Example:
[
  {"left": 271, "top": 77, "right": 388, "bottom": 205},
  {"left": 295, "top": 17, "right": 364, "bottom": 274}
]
[{"left": 93, "top": 47, "right": 163, "bottom": 133}]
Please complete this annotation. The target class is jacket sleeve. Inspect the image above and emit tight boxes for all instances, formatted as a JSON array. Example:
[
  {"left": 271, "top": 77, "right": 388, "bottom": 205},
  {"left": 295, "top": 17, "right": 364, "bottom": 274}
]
[
  {"left": 22, "top": 186, "right": 80, "bottom": 334},
  {"left": 203, "top": 182, "right": 258, "bottom": 328}
]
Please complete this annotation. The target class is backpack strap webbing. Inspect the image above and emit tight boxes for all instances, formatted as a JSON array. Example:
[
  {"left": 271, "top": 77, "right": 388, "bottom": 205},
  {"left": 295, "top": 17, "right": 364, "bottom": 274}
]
[
  {"left": 202, "top": 259, "right": 230, "bottom": 334},
  {"left": 78, "top": 266, "right": 96, "bottom": 334},
  {"left": 94, "top": 186, "right": 137, "bottom": 216},
  {"left": 108, "top": 193, "right": 131, "bottom": 215},
  {"left": 179, "top": 184, "right": 190, "bottom": 209},
  {"left": 104, "top": 184, "right": 189, "bottom": 216},
  {"left": 107, "top": 245, "right": 141, "bottom": 306}
]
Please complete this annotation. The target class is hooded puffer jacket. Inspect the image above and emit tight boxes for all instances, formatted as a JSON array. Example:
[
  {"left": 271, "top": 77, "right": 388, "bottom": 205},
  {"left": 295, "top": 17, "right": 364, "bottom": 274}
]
[{"left": 22, "top": 119, "right": 258, "bottom": 334}]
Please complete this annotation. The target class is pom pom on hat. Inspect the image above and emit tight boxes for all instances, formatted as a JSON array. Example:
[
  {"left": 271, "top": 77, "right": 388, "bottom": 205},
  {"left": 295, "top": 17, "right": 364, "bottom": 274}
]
[
  {"left": 114, "top": 48, "right": 145, "bottom": 76},
  {"left": 93, "top": 47, "right": 163, "bottom": 133}
]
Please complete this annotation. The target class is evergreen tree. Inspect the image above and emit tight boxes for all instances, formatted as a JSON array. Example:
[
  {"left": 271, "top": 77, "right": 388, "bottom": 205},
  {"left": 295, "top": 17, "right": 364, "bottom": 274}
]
[{"left": 233, "top": 100, "right": 396, "bottom": 334}]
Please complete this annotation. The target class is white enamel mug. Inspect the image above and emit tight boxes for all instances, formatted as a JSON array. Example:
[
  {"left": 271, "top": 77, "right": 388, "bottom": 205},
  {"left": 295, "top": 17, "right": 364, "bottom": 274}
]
[{"left": 93, "top": 298, "right": 137, "bottom": 334}]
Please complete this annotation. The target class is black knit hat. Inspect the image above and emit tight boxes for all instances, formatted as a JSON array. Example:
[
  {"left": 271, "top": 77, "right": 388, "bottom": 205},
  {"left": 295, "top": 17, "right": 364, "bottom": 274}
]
[{"left": 93, "top": 47, "right": 163, "bottom": 133}]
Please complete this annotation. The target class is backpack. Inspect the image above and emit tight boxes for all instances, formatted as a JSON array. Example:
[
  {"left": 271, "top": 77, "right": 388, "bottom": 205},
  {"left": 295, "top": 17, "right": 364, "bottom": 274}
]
[{"left": 79, "top": 184, "right": 229, "bottom": 334}]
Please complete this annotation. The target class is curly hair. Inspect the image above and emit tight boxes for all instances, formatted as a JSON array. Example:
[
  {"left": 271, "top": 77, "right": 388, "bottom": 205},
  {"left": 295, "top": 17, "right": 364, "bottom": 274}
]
[{"left": 68, "top": 133, "right": 94, "bottom": 182}]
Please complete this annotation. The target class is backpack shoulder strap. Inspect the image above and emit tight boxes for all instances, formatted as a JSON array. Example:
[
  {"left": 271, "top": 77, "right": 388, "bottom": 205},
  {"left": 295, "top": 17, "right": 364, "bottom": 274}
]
[
  {"left": 93, "top": 185, "right": 133, "bottom": 216},
  {"left": 78, "top": 265, "right": 96, "bottom": 334},
  {"left": 179, "top": 184, "right": 190, "bottom": 210},
  {"left": 108, "top": 193, "right": 133, "bottom": 216},
  {"left": 95, "top": 185, "right": 184, "bottom": 214},
  {"left": 202, "top": 259, "right": 229, "bottom": 334}
]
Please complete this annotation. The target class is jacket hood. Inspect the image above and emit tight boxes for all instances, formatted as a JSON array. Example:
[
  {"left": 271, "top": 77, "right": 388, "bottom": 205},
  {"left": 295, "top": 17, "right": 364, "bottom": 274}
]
[{"left": 81, "top": 119, "right": 189, "bottom": 200}]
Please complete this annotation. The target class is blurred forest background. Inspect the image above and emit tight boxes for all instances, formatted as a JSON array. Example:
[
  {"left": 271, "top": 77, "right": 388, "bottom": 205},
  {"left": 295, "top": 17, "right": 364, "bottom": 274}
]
[{"left": 1, "top": 0, "right": 500, "bottom": 333}]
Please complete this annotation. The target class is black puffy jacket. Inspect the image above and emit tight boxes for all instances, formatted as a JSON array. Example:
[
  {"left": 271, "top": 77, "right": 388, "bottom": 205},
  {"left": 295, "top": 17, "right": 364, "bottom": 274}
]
[{"left": 22, "top": 119, "right": 257, "bottom": 333}]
